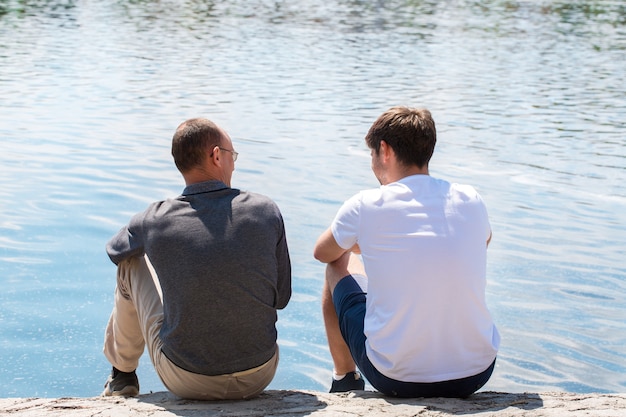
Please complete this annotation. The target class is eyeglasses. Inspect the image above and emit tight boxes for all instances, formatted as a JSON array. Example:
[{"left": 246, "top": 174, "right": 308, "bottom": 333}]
[
  {"left": 219, "top": 147, "right": 238, "bottom": 162},
  {"left": 211, "top": 146, "right": 238, "bottom": 162}
]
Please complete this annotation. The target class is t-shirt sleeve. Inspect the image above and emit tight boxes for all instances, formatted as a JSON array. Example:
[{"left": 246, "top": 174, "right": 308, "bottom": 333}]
[
  {"left": 330, "top": 193, "right": 362, "bottom": 250},
  {"left": 474, "top": 191, "right": 492, "bottom": 241}
]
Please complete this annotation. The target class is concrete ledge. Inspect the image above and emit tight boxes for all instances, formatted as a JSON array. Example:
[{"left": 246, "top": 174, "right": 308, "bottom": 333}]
[{"left": 1, "top": 390, "right": 625, "bottom": 416}]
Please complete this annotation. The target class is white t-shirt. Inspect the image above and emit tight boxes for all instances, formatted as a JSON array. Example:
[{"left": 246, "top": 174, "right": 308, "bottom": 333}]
[{"left": 331, "top": 174, "right": 500, "bottom": 383}]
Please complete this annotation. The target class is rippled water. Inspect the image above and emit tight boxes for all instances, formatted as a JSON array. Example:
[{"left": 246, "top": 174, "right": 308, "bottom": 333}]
[{"left": 1, "top": 0, "right": 625, "bottom": 397}]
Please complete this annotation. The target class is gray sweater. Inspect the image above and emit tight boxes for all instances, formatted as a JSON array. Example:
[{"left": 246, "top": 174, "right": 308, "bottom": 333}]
[{"left": 106, "top": 180, "right": 292, "bottom": 375}]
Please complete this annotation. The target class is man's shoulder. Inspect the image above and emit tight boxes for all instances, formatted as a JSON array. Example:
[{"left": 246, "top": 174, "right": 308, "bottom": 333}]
[
  {"left": 448, "top": 182, "right": 481, "bottom": 198},
  {"left": 237, "top": 189, "right": 275, "bottom": 202},
  {"left": 342, "top": 187, "right": 383, "bottom": 207},
  {"left": 418, "top": 176, "right": 480, "bottom": 198},
  {"left": 144, "top": 197, "right": 181, "bottom": 215},
  {"left": 235, "top": 190, "right": 282, "bottom": 211}
]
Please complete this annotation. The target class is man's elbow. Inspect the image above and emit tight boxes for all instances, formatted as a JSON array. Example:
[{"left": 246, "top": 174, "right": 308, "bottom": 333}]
[
  {"left": 313, "top": 228, "right": 344, "bottom": 263},
  {"left": 314, "top": 243, "right": 342, "bottom": 264},
  {"left": 313, "top": 246, "right": 329, "bottom": 263}
]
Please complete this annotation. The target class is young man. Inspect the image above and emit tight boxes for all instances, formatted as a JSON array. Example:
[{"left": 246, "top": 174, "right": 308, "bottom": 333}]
[
  {"left": 314, "top": 106, "right": 499, "bottom": 398},
  {"left": 102, "top": 118, "right": 291, "bottom": 400}
]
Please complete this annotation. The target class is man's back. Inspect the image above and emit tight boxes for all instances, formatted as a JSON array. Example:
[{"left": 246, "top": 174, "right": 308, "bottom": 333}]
[
  {"left": 107, "top": 180, "right": 291, "bottom": 376},
  {"left": 315, "top": 106, "right": 498, "bottom": 397},
  {"left": 332, "top": 174, "right": 499, "bottom": 382}
]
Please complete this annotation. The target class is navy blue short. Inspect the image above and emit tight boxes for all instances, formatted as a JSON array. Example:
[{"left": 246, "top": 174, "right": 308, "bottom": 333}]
[{"left": 332, "top": 275, "right": 496, "bottom": 398}]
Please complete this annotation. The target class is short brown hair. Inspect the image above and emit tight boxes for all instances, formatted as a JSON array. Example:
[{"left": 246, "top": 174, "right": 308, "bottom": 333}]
[
  {"left": 365, "top": 106, "right": 436, "bottom": 168},
  {"left": 171, "top": 118, "right": 225, "bottom": 173}
]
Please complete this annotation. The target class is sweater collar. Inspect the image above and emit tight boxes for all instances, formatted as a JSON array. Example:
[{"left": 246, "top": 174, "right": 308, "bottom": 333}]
[{"left": 182, "top": 180, "right": 230, "bottom": 196}]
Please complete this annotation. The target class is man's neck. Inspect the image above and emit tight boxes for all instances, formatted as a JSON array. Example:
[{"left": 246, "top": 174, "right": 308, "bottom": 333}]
[
  {"left": 182, "top": 168, "right": 227, "bottom": 187},
  {"left": 383, "top": 164, "right": 429, "bottom": 185}
]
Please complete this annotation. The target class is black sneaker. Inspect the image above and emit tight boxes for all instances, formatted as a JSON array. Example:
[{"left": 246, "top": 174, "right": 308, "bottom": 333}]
[
  {"left": 330, "top": 371, "right": 365, "bottom": 393},
  {"left": 102, "top": 367, "right": 139, "bottom": 397}
]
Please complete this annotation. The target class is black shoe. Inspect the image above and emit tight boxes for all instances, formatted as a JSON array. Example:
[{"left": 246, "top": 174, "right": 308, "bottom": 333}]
[
  {"left": 102, "top": 367, "right": 139, "bottom": 397},
  {"left": 330, "top": 371, "right": 365, "bottom": 393}
]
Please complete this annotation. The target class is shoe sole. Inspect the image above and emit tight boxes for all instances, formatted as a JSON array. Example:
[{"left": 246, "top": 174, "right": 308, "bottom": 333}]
[{"left": 102, "top": 385, "right": 139, "bottom": 397}]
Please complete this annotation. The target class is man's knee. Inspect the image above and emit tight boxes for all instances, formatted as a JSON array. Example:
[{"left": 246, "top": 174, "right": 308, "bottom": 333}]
[
  {"left": 116, "top": 258, "right": 135, "bottom": 300},
  {"left": 116, "top": 256, "right": 151, "bottom": 300},
  {"left": 326, "top": 252, "right": 365, "bottom": 294}
]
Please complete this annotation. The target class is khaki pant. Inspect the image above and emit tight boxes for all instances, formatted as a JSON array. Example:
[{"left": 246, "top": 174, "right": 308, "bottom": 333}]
[{"left": 103, "top": 255, "right": 278, "bottom": 400}]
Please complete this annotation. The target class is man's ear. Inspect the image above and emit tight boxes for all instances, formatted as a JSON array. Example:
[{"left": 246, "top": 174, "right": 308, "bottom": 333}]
[
  {"left": 379, "top": 140, "right": 392, "bottom": 161},
  {"left": 209, "top": 145, "right": 221, "bottom": 166}
]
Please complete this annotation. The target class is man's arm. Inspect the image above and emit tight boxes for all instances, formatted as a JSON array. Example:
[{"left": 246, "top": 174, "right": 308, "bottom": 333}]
[
  {"left": 313, "top": 228, "right": 350, "bottom": 264},
  {"left": 275, "top": 224, "right": 292, "bottom": 309},
  {"left": 106, "top": 211, "right": 146, "bottom": 265}
]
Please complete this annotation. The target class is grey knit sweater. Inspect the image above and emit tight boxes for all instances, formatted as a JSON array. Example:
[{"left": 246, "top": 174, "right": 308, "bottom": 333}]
[{"left": 106, "top": 180, "right": 292, "bottom": 375}]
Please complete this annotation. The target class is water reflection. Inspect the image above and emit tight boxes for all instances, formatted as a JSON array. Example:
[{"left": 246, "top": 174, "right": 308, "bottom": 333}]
[
  {"left": 0, "top": 0, "right": 625, "bottom": 398},
  {"left": 0, "top": 0, "right": 76, "bottom": 18}
]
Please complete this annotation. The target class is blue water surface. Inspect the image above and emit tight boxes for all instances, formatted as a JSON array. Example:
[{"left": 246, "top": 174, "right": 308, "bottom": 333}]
[{"left": 0, "top": 0, "right": 625, "bottom": 397}]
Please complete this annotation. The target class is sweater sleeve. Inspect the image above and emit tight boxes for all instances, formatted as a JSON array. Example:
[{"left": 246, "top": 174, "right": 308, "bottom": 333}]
[
  {"left": 105, "top": 210, "right": 147, "bottom": 265},
  {"left": 274, "top": 213, "right": 292, "bottom": 310}
]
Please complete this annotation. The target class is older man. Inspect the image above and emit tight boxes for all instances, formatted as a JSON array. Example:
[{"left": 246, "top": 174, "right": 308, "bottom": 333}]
[{"left": 103, "top": 118, "right": 291, "bottom": 400}]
